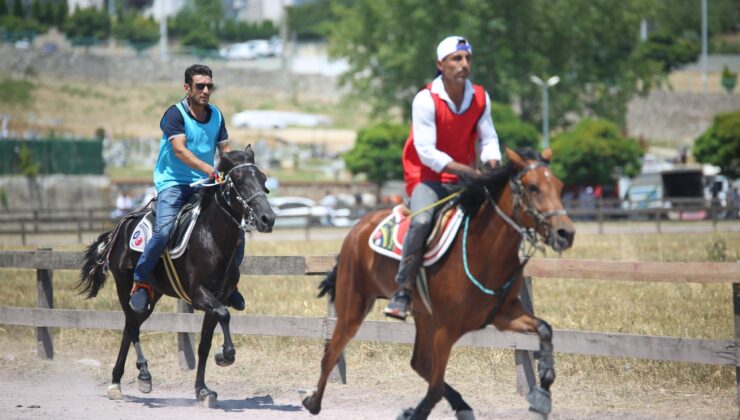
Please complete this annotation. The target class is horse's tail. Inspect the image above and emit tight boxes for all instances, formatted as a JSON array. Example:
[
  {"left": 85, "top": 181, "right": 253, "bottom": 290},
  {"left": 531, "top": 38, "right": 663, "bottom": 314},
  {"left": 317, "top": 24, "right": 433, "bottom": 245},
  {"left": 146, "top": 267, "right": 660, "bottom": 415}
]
[
  {"left": 77, "top": 230, "right": 114, "bottom": 299},
  {"left": 317, "top": 264, "right": 337, "bottom": 302}
]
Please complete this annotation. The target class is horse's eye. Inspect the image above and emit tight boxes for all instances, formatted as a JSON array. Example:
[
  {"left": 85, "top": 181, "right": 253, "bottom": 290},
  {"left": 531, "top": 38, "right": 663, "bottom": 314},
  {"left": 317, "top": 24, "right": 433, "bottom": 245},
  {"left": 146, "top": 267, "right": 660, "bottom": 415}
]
[{"left": 527, "top": 184, "right": 539, "bottom": 194}]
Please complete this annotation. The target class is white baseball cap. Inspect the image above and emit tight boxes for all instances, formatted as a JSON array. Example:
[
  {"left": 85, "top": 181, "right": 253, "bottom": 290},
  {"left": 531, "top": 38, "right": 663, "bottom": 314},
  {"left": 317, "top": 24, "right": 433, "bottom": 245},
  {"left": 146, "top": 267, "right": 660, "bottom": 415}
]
[{"left": 436, "top": 36, "right": 472, "bottom": 61}]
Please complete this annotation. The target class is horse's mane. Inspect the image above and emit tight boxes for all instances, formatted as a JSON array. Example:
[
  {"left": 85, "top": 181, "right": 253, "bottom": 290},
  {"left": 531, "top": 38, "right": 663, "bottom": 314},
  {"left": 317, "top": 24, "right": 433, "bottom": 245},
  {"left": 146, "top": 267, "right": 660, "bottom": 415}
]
[{"left": 458, "top": 147, "right": 542, "bottom": 215}]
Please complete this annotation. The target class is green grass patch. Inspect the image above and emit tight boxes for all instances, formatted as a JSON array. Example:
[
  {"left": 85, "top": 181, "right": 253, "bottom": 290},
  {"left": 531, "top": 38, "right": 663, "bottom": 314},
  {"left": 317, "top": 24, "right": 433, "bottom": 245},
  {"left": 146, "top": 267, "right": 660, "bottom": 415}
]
[{"left": 0, "top": 78, "right": 35, "bottom": 108}]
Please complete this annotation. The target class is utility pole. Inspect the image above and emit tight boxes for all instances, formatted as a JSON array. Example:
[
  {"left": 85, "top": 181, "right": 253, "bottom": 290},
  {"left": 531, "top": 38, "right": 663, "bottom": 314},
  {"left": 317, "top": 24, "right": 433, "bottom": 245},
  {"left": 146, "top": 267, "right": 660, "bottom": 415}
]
[
  {"left": 530, "top": 75, "right": 560, "bottom": 149},
  {"left": 701, "top": 0, "right": 708, "bottom": 92},
  {"left": 159, "top": 0, "right": 169, "bottom": 61}
]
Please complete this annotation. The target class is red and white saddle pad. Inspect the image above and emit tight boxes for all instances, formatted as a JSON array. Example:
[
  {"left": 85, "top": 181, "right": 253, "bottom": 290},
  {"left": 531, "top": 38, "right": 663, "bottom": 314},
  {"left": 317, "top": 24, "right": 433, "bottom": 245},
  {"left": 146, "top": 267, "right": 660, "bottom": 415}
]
[{"left": 368, "top": 204, "right": 464, "bottom": 266}]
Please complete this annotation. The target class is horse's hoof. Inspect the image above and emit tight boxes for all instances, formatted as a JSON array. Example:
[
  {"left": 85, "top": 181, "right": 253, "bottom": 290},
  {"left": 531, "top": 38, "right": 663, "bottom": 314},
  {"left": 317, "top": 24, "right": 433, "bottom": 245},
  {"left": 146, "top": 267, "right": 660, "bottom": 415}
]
[
  {"left": 214, "top": 346, "right": 235, "bottom": 367},
  {"left": 396, "top": 407, "right": 415, "bottom": 420},
  {"left": 527, "top": 408, "right": 548, "bottom": 420},
  {"left": 197, "top": 388, "right": 218, "bottom": 408},
  {"left": 301, "top": 391, "right": 321, "bottom": 415},
  {"left": 137, "top": 376, "right": 152, "bottom": 394},
  {"left": 456, "top": 410, "right": 476, "bottom": 420},
  {"left": 106, "top": 383, "right": 123, "bottom": 400}
]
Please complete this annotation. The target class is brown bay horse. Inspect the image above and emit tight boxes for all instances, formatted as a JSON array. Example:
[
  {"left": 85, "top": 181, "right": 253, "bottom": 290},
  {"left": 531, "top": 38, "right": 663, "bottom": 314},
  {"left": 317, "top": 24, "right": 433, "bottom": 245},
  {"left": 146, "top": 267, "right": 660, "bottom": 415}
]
[{"left": 303, "top": 147, "right": 575, "bottom": 419}]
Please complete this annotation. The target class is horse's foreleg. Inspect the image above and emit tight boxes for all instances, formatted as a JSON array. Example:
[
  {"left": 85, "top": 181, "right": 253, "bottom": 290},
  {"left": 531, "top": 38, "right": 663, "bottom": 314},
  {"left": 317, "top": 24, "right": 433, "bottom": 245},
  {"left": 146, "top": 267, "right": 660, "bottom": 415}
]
[
  {"left": 193, "top": 312, "right": 219, "bottom": 407},
  {"left": 492, "top": 299, "right": 553, "bottom": 418},
  {"left": 192, "top": 287, "right": 236, "bottom": 367},
  {"left": 410, "top": 316, "right": 473, "bottom": 418}
]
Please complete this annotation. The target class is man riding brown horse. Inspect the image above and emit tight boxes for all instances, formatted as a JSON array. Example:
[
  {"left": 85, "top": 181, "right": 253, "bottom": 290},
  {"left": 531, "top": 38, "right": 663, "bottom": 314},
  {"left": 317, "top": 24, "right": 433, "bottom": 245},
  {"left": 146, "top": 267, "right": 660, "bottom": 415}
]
[{"left": 385, "top": 35, "right": 502, "bottom": 320}]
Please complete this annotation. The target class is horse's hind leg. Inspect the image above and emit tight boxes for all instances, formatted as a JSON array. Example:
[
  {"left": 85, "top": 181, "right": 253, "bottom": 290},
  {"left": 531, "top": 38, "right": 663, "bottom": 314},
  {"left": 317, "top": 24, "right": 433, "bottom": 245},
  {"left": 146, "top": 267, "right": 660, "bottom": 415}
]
[
  {"left": 107, "top": 326, "right": 131, "bottom": 400},
  {"left": 492, "top": 299, "right": 554, "bottom": 419},
  {"left": 108, "top": 302, "right": 155, "bottom": 398},
  {"left": 302, "top": 292, "right": 370, "bottom": 415},
  {"left": 401, "top": 327, "right": 456, "bottom": 420},
  {"left": 409, "top": 316, "right": 473, "bottom": 419}
]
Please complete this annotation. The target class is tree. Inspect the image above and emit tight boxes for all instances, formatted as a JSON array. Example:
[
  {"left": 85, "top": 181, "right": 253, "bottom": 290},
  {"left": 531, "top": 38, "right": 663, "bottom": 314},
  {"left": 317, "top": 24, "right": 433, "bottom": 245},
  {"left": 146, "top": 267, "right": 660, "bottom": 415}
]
[
  {"left": 326, "top": 0, "right": 737, "bottom": 128},
  {"left": 11, "top": 0, "right": 23, "bottom": 18},
  {"left": 62, "top": 6, "right": 111, "bottom": 42},
  {"left": 693, "top": 111, "right": 740, "bottom": 179},
  {"left": 55, "top": 0, "right": 68, "bottom": 27},
  {"left": 180, "top": 30, "right": 219, "bottom": 50},
  {"left": 287, "top": 0, "right": 333, "bottom": 40},
  {"left": 344, "top": 122, "right": 407, "bottom": 197},
  {"left": 0, "top": 0, "right": 8, "bottom": 17},
  {"left": 29, "top": 0, "right": 41, "bottom": 21},
  {"left": 491, "top": 102, "right": 539, "bottom": 151},
  {"left": 113, "top": 13, "right": 159, "bottom": 49},
  {"left": 40, "top": 0, "right": 54, "bottom": 25},
  {"left": 550, "top": 119, "right": 643, "bottom": 186}
]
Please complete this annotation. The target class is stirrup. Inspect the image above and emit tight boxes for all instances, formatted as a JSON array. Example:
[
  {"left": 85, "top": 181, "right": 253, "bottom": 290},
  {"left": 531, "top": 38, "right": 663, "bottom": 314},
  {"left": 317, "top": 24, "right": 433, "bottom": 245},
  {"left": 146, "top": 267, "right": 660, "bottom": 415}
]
[
  {"left": 130, "top": 282, "right": 155, "bottom": 301},
  {"left": 384, "top": 290, "right": 411, "bottom": 321}
]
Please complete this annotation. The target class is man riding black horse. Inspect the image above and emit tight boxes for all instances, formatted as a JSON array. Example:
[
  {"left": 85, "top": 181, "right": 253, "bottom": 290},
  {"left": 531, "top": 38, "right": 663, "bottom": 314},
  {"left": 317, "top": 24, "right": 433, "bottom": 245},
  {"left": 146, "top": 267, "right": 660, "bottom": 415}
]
[{"left": 130, "top": 64, "right": 246, "bottom": 313}]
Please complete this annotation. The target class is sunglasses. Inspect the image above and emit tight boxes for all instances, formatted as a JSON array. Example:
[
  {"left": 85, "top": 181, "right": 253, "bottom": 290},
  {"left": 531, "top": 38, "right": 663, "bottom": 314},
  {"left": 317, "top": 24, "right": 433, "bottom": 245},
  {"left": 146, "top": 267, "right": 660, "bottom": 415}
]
[{"left": 191, "top": 83, "right": 215, "bottom": 91}]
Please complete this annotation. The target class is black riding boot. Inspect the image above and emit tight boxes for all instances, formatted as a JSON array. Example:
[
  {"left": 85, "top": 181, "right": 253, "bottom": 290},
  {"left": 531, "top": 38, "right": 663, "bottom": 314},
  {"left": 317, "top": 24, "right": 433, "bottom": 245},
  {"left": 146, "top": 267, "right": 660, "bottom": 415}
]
[{"left": 384, "top": 252, "right": 423, "bottom": 321}]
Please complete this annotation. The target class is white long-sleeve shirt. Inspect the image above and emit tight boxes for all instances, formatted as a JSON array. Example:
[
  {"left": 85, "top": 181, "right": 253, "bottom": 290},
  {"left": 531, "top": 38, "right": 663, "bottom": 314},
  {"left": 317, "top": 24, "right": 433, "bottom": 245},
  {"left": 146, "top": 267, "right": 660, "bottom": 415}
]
[{"left": 411, "top": 76, "right": 501, "bottom": 173}]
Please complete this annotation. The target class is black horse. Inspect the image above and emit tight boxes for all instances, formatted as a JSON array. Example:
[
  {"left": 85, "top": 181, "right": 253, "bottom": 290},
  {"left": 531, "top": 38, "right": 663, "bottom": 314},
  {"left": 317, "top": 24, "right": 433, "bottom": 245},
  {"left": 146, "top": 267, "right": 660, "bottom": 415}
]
[{"left": 78, "top": 146, "right": 275, "bottom": 406}]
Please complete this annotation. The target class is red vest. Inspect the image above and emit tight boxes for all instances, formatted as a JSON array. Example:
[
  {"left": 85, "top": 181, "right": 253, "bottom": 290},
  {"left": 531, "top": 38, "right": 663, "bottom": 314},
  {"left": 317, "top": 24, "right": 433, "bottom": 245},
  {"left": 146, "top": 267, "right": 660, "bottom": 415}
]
[{"left": 402, "top": 83, "right": 486, "bottom": 196}]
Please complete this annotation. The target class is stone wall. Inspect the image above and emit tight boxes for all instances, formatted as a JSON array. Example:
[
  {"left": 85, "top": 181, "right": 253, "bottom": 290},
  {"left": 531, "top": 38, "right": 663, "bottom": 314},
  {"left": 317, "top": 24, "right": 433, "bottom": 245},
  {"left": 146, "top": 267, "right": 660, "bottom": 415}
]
[
  {"left": 0, "top": 175, "right": 111, "bottom": 210},
  {"left": 626, "top": 90, "right": 740, "bottom": 145},
  {"left": 0, "top": 44, "right": 341, "bottom": 100}
]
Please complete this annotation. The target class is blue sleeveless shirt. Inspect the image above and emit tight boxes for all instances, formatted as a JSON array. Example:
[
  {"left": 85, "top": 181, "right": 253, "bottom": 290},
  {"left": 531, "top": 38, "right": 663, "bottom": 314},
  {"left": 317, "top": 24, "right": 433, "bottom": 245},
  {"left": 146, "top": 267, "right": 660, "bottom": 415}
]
[{"left": 153, "top": 102, "right": 222, "bottom": 192}]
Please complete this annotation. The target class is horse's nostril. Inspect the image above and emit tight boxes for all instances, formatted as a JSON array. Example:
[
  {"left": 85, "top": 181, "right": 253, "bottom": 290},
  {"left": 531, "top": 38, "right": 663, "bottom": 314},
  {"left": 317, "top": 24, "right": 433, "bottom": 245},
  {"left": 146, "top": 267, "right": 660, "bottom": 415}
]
[{"left": 557, "top": 228, "right": 573, "bottom": 242}]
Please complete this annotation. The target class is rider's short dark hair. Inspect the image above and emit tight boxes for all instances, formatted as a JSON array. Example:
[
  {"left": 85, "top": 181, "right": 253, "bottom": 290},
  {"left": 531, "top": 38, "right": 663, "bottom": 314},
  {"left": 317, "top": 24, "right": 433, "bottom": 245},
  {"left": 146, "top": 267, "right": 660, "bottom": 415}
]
[{"left": 185, "top": 64, "right": 213, "bottom": 85}]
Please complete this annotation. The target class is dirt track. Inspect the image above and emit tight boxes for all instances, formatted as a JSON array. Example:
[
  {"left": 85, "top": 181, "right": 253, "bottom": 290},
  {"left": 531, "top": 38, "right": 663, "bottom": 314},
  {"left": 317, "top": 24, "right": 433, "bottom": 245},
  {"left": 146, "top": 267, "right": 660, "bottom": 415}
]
[{"left": 1, "top": 353, "right": 735, "bottom": 420}]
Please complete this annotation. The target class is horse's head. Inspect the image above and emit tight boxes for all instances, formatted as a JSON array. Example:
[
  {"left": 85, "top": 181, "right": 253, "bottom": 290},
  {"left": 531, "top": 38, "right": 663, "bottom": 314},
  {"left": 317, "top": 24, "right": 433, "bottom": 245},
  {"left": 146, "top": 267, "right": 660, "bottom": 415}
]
[
  {"left": 505, "top": 147, "right": 575, "bottom": 252},
  {"left": 217, "top": 145, "right": 275, "bottom": 233}
]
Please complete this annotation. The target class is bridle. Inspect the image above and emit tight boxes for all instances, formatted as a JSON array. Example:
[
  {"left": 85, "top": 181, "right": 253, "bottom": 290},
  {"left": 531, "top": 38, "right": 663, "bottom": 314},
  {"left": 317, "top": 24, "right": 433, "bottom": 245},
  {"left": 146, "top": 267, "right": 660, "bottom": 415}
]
[
  {"left": 485, "top": 161, "right": 567, "bottom": 253},
  {"left": 471, "top": 159, "right": 568, "bottom": 327},
  {"left": 214, "top": 162, "right": 267, "bottom": 231}
]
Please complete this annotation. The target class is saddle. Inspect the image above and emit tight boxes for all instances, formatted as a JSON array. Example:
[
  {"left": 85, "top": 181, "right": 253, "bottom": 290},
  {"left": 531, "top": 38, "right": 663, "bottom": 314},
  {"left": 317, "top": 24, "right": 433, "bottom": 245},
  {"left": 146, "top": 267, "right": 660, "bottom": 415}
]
[
  {"left": 368, "top": 200, "right": 464, "bottom": 267},
  {"left": 129, "top": 194, "right": 203, "bottom": 259}
]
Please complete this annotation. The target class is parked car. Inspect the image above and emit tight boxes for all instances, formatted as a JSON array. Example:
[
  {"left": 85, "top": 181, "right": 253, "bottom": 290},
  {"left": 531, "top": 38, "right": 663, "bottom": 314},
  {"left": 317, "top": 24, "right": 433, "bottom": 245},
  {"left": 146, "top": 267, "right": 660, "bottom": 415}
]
[
  {"left": 268, "top": 196, "right": 356, "bottom": 227},
  {"left": 269, "top": 196, "right": 331, "bottom": 227},
  {"left": 219, "top": 42, "right": 260, "bottom": 60},
  {"left": 219, "top": 39, "right": 278, "bottom": 61}
]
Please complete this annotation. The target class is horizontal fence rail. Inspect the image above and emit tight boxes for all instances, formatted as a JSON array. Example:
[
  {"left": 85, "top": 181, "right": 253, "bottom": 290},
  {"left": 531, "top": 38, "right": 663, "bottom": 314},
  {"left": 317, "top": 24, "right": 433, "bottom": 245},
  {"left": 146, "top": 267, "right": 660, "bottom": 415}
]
[
  {"left": 1, "top": 199, "right": 738, "bottom": 243},
  {"left": 0, "top": 251, "right": 739, "bottom": 402}
]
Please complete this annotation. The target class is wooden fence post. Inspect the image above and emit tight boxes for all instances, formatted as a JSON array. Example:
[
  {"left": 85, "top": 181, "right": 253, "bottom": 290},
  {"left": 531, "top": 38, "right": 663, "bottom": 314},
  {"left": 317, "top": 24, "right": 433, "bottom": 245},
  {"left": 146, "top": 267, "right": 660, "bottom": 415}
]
[
  {"left": 325, "top": 300, "right": 346, "bottom": 384},
  {"left": 20, "top": 222, "right": 27, "bottom": 246},
  {"left": 515, "top": 276, "right": 537, "bottom": 396},
  {"left": 177, "top": 300, "right": 196, "bottom": 370},
  {"left": 36, "top": 248, "right": 54, "bottom": 359},
  {"left": 733, "top": 283, "right": 740, "bottom": 407}
]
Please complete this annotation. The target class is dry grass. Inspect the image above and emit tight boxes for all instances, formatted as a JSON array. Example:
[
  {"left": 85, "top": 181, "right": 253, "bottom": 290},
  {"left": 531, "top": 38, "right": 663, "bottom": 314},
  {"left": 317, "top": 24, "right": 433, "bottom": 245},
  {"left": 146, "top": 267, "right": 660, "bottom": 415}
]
[
  {"left": 0, "top": 230, "right": 738, "bottom": 413},
  {"left": 0, "top": 72, "right": 363, "bottom": 144}
]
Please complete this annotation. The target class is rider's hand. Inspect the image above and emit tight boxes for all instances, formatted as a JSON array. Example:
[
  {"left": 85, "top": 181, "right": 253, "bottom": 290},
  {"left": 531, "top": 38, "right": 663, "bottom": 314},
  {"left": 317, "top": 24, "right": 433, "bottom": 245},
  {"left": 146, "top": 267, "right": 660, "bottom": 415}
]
[
  {"left": 457, "top": 168, "right": 483, "bottom": 187},
  {"left": 208, "top": 169, "right": 222, "bottom": 183}
]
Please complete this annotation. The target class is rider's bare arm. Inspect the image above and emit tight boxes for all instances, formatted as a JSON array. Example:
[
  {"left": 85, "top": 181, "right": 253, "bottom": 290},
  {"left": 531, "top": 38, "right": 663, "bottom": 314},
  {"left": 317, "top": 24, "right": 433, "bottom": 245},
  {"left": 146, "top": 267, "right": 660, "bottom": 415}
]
[{"left": 171, "top": 135, "right": 216, "bottom": 175}]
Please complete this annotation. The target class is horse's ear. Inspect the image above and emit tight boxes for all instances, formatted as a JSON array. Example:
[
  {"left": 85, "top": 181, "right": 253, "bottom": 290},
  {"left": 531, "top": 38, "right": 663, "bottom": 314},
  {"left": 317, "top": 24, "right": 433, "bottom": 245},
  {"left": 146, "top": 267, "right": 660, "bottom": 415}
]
[
  {"left": 244, "top": 144, "right": 254, "bottom": 162},
  {"left": 505, "top": 147, "right": 527, "bottom": 169},
  {"left": 540, "top": 147, "right": 552, "bottom": 162}
]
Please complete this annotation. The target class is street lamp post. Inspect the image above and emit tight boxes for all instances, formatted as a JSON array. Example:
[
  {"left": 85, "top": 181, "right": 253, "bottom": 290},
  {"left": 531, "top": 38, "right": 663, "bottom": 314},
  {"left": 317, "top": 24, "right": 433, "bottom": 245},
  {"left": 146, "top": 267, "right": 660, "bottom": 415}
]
[{"left": 530, "top": 75, "right": 560, "bottom": 149}]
